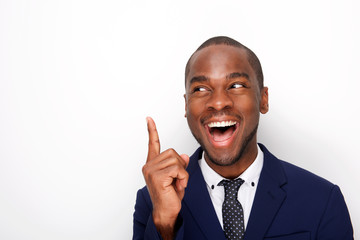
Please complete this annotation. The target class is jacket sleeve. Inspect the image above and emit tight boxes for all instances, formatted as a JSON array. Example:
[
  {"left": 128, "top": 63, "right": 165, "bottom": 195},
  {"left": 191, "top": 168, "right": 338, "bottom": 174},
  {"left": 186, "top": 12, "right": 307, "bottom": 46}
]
[
  {"left": 133, "top": 188, "right": 185, "bottom": 240},
  {"left": 317, "top": 185, "right": 353, "bottom": 239}
]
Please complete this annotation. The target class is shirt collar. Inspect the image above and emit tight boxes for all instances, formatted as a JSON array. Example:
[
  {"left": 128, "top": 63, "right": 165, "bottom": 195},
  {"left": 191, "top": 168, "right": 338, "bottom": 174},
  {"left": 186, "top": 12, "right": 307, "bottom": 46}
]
[{"left": 199, "top": 144, "right": 264, "bottom": 189}]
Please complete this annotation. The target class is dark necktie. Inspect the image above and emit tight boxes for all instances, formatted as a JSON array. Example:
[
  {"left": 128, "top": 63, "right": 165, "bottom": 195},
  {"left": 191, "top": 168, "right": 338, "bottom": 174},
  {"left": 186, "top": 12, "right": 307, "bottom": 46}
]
[{"left": 218, "top": 178, "right": 245, "bottom": 240}]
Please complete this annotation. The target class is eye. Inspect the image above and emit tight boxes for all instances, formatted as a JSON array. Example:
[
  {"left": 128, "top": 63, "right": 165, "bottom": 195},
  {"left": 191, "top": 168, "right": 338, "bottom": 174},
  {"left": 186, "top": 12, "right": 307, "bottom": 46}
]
[
  {"left": 230, "top": 83, "right": 244, "bottom": 89},
  {"left": 193, "top": 86, "right": 208, "bottom": 92}
]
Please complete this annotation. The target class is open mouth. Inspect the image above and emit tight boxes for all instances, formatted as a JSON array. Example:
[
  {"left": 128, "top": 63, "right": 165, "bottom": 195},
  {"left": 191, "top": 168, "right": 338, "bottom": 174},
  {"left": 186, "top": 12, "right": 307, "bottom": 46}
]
[{"left": 206, "top": 121, "right": 238, "bottom": 142}]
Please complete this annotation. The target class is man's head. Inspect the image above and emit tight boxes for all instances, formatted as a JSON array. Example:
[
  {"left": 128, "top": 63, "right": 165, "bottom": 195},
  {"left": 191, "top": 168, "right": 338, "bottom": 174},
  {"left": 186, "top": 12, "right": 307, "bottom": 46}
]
[
  {"left": 185, "top": 36, "right": 264, "bottom": 89},
  {"left": 184, "top": 36, "right": 268, "bottom": 173}
]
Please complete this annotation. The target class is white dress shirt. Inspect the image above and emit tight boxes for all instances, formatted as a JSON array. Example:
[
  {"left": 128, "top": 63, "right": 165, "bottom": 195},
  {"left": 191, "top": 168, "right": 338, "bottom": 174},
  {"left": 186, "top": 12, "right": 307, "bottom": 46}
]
[{"left": 198, "top": 145, "right": 264, "bottom": 229}]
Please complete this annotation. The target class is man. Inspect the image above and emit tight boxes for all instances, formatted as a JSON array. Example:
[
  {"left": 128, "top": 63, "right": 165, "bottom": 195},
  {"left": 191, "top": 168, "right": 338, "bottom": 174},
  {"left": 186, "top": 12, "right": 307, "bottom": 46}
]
[{"left": 133, "top": 36, "right": 353, "bottom": 240}]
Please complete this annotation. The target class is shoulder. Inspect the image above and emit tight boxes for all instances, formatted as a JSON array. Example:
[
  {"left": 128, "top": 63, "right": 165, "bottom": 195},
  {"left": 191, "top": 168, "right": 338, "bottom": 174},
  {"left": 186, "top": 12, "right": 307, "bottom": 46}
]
[
  {"left": 279, "top": 159, "right": 339, "bottom": 202},
  {"left": 260, "top": 143, "right": 336, "bottom": 198},
  {"left": 258, "top": 144, "right": 353, "bottom": 238},
  {"left": 280, "top": 159, "right": 333, "bottom": 187}
]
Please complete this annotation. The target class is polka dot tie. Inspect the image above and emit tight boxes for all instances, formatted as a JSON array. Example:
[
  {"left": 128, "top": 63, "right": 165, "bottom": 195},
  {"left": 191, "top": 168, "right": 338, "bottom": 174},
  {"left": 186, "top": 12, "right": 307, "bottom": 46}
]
[{"left": 218, "top": 178, "right": 245, "bottom": 240}]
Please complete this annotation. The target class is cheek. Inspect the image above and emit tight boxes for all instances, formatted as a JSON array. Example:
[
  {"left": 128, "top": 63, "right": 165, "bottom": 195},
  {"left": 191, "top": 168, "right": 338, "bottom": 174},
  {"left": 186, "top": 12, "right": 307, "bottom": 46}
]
[
  {"left": 186, "top": 99, "right": 205, "bottom": 119},
  {"left": 186, "top": 100, "right": 207, "bottom": 136},
  {"left": 235, "top": 96, "right": 260, "bottom": 118}
]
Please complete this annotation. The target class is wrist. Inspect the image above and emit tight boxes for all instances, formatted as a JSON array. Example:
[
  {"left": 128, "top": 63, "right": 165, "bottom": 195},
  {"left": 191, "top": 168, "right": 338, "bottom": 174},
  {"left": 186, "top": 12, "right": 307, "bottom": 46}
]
[
  {"left": 152, "top": 211, "right": 177, "bottom": 228},
  {"left": 152, "top": 211, "right": 178, "bottom": 240}
]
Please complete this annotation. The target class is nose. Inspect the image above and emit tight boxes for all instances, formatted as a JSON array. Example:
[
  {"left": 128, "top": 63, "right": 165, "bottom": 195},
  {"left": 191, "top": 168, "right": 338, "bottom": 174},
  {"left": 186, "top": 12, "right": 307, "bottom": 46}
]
[{"left": 206, "top": 89, "right": 233, "bottom": 111}]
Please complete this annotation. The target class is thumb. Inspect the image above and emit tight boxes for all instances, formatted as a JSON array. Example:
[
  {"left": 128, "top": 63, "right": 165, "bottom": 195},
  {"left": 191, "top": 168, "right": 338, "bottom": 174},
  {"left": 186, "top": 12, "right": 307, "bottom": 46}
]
[
  {"left": 180, "top": 154, "right": 190, "bottom": 168},
  {"left": 176, "top": 154, "right": 190, "bottom": 192}
]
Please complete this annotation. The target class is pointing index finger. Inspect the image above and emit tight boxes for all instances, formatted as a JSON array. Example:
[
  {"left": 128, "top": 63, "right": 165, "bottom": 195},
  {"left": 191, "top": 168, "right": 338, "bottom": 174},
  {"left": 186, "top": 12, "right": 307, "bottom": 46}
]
[{"left": 146, "top": 117, "right": 160, "bottom": 162}]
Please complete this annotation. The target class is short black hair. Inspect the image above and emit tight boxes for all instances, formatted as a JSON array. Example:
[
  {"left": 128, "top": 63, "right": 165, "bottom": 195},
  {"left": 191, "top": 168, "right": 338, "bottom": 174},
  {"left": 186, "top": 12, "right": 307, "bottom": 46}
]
[{"left": 185, "top": 36, "right": 264, "bottom": 88}]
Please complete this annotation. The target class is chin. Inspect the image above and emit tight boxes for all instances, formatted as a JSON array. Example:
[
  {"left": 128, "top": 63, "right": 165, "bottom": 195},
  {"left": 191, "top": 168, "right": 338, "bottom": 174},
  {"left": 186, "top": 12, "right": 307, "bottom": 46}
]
[{"left": 204, "top": 147, "right": 242, "bottom": 167}]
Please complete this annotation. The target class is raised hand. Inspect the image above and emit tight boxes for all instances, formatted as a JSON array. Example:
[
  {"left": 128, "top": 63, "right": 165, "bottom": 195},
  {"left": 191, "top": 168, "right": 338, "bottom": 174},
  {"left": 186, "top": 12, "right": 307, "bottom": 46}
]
[{"left": 142, "top": 117, "right": 189, "bottom": 239}]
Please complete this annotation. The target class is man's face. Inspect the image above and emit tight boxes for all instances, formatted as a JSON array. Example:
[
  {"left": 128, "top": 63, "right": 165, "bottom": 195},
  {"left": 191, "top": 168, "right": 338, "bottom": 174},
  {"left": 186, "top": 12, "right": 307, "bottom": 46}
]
[{"left": 185, "top": 45, "right": 268, "bottom": 166}]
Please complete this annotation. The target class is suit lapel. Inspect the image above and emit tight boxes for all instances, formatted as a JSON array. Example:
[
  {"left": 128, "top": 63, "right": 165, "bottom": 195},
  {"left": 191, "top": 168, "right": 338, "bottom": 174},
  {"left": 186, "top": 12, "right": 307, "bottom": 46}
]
[
  {"left": 244, "top": 144, "right": 287, "bottom": 240},
  {"left": 183, "top": 148, "right": 227, "bottom": 240}
]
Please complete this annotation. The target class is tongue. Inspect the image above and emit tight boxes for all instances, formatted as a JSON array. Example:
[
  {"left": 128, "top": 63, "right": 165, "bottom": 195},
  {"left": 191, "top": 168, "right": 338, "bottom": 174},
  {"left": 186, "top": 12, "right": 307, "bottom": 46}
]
[{"left": 212, "top": 127, "right": 234, "bottom": 142}]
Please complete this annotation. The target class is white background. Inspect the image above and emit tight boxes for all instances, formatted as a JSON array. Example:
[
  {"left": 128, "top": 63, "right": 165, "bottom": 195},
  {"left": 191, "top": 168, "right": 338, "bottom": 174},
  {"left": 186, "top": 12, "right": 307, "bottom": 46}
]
[{"left": 1, "top": 0, "right": 359, "bottom": 239}]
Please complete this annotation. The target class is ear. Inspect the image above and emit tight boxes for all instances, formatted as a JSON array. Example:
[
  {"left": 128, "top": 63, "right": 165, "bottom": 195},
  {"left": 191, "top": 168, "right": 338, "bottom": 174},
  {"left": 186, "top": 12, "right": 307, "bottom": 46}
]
[
  {"left": 259, "top": 87, "right": 269, "bottom": 114},
  {"left": 183, "top": 94, "right": 187, "bottom": 118}
]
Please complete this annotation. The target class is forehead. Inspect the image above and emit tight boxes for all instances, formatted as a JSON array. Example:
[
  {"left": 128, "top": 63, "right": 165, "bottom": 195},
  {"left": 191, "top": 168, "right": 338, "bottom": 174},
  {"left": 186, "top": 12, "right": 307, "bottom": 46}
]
[{"left": 186, "top": 45, "right": 255, "bottom": 84}]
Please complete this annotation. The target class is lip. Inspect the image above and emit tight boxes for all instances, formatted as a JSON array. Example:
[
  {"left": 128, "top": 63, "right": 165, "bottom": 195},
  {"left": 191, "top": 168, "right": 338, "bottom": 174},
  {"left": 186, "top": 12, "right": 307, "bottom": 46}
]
[{"left": 204, "top": 121, "right": 240, "bottom": 148}]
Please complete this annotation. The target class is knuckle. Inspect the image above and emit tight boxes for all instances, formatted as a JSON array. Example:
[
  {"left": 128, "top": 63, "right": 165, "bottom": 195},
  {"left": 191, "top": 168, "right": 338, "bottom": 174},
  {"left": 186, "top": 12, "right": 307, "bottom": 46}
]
[
  {"left": 144, "top": 169, "right": 157, "bottom": 185},
  {"left": 148, "top": 173, "right": 155, "bottom": 183},
  {"left": 149, "top": 140, "right": 159, "bottom": 147},
  {"left": 168, "top": 157, "right": 177, "bottom": 165},
  {"left": 172, "top": 164, "right": 179, "bottom": 171},
  {"left": 173, "top": 163, "right": 182, "bottom": 172},
  {"left": 165, "top": 148, "right": 176, "bottom": 155},
  {"left": 142, "top": 165, "right": 149, "bottom": 176}
]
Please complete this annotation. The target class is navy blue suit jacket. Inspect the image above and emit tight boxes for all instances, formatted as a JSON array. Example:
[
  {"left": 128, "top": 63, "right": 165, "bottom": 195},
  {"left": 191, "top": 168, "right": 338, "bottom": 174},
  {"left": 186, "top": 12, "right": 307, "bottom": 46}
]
[{"left": 133, "top": 144, "right": 353, "bottom": 239}]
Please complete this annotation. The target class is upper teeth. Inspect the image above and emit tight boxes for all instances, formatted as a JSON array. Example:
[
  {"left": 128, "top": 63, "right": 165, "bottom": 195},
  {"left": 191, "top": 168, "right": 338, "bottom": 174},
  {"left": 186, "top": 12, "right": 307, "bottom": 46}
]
[{"left": 208, "top": 121, "right": 237, "bottom": 128}]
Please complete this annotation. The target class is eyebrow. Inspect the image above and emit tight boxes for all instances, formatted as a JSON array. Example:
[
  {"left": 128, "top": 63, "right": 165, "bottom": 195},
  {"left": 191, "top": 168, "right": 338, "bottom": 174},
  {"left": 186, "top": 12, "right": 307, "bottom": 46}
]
[
  {"left": 226, "top": 72, "right": 249, "bottom": 80},
  {"left": 189, "top": 72, "right": 249, "bottom": 86},
  {"left": 189, "top": 75, "right": 209, "bottom": 85}
]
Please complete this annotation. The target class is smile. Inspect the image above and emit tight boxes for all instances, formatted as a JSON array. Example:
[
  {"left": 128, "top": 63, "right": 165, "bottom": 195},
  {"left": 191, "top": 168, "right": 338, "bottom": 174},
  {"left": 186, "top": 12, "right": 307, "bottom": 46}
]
[
  {"left": 207, "top": 120, "right": 237, "bottom": 128},
  {"left": 205, "top": 120, "right": 239, "bottom": 145}
]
